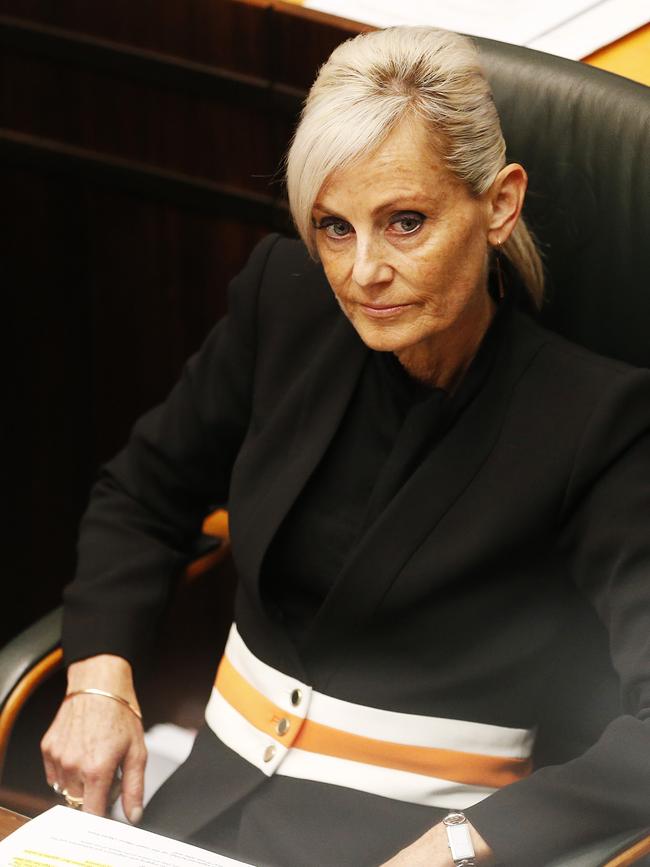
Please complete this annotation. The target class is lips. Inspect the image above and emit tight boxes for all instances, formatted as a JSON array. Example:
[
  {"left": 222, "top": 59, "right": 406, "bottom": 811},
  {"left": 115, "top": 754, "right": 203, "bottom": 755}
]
[{"left": 359, "top": 303, "right": 412, "bottom": 318}]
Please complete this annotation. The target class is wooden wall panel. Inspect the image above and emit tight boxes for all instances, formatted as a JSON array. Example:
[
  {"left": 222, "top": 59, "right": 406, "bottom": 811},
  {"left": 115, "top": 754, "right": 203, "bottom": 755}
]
[
  {"left": 0, "top": 0, "right": 352, "bottom": 648},
  {"left": 4, "top": 168, "right": 95, "bottom": 623},
  {"left": 84, "top": 193, "right": 269, "bottom": 458},
  {"left": 269, "top": 2, "right": 368, "bottom": 89},
  {"left": 0, "top": 26, "right": 283, "bottom": 196},
  {"left": 2, "top": 161, "right": 268, "bottom": 641},
  {"left": 0, "top": 0, "right": 272, "bottom": 76}
]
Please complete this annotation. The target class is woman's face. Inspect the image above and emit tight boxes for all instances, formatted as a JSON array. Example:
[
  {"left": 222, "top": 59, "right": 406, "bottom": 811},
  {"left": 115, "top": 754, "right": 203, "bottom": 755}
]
[{"left": 312, "top": 120, "right": 498, "bottom": 367}]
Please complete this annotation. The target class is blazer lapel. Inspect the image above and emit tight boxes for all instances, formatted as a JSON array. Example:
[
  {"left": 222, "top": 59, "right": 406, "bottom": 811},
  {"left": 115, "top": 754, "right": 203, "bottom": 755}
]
[
  {"left": 303, "top": 312, "right": 550, "bottom": 684},
  {"left": 230, "top": 314, "right": 368, "bottom": 598}
]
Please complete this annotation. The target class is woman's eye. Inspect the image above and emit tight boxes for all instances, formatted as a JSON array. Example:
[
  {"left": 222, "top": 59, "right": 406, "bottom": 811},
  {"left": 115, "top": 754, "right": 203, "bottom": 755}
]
[
  {"left": 326, "top": 220, "right": 351, "bottom": 238},
  {"left": 313, "top": 217, "right": 352, "bottom": 239},
  {"left": 390, "top": 213, "right": 425, "bottom": 234}
]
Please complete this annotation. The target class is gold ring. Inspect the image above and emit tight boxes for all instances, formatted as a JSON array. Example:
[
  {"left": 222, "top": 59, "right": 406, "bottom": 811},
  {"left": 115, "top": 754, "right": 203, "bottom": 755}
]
[{"left": 61, "top": 788, "right": 84, "bottom": 810}]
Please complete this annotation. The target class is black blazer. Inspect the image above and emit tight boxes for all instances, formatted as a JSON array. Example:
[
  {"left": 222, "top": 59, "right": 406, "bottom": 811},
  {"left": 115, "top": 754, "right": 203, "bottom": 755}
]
[{"left": 63, "top": 234, "right": 650, "bottom": 866}]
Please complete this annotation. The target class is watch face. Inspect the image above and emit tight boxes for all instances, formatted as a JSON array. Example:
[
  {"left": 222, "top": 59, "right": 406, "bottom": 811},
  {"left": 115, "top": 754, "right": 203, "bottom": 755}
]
[
  {"left": 444, "top": 815, "right": 475, "bottom": 865},
  {"left": 443, "top": 811, "right": 467, "bottom": 825}
]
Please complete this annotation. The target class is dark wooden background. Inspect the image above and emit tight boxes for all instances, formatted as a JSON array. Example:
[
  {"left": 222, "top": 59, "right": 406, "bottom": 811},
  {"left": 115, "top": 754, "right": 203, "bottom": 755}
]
[{"left": 0, "top": 0, "right": 363, "bottom": 647}]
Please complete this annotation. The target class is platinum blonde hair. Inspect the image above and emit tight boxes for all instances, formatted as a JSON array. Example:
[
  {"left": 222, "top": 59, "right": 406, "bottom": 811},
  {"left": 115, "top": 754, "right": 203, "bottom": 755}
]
[{"left": 286, "top": 26, "right": 544, "bottom": 308}]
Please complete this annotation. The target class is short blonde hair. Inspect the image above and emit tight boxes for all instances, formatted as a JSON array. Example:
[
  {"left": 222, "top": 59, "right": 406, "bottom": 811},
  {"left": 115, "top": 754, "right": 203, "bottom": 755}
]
[{"left": 286, "top": 26, "right": 544, "bottom": 308}]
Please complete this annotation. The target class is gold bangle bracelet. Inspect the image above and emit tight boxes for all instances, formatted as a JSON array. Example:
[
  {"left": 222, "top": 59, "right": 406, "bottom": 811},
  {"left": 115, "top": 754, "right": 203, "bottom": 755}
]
[{"left": 64, "top": 688, "right": 143, "bottom": 722}]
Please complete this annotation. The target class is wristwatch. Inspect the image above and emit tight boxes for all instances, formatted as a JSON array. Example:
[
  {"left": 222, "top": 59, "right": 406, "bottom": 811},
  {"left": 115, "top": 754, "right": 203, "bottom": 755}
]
[{"left": 443, "top": 812, "right": 476, "bottom": 866}]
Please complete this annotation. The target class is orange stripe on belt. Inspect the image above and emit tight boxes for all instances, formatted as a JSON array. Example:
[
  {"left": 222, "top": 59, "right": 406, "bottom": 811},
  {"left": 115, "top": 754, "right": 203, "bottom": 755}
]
[{"left": 215, "top": 656, "right": 531, "bottom": 789}]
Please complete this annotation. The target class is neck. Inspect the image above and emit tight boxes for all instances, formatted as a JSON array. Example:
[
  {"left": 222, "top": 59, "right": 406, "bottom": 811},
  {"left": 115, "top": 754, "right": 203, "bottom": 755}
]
[{"left": 395, "top": 294, "right": 496, "bottom": 392}]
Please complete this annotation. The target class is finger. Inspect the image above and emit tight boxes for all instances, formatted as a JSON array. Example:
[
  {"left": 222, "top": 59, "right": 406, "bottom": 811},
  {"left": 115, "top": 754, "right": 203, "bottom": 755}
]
[
  {"left": 55, "top": 752, "right": 87, "bottom": 810},
  {"left": 80, "top": 781, "right": 111, "bottom": 816},
  {"left": 41, "top": 725, "right": 61, "bottom": 788},
  {"left": 41, "top": 747, "right": 60, "bottom": 790},
  {"left": 108, "top": 772, "right": 122, "bottom": 807},
  {"left": 61, "top": 788, "right": 84, "bottom": 810},
  {"left": 77, "top": 758, "right": 115, "bottom": 817},
  {"left": 120, "top": 741, "right": 147, "bottom": 824},
  {"left": 41, "top": 733, "right": 70, "bottom": 797}
]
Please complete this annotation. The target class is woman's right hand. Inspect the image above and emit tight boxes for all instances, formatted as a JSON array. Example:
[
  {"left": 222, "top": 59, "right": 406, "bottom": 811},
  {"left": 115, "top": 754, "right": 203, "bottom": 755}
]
[{"left": 41, "top": 654, "right": 147, "bottom": 823}]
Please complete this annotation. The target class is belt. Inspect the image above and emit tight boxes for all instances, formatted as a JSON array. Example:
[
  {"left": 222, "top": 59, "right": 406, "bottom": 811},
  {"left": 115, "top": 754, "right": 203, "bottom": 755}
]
[{"left": 205, "top": 624, "right": 534, "bottom": 809}]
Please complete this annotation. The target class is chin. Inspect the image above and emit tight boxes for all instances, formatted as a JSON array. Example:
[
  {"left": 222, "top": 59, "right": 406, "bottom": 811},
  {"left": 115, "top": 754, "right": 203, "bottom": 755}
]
[{"left": 352, "top": 323, "right": 412, "bottom": 354}]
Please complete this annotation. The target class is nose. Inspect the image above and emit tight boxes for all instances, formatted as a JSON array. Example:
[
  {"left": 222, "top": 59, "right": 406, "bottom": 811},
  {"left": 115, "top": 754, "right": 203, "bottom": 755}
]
[{"left": 352, "top": 235, "right": 393, "bottom": 290}]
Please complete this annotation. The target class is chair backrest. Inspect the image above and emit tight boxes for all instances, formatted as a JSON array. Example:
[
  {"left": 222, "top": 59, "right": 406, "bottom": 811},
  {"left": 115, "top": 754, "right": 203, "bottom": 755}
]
[
  {"left": 475, "top": 47, "right": 650, "bottom": 864},
  {"left": 477, "top": 38, "right": 650, "bottom": 368}
]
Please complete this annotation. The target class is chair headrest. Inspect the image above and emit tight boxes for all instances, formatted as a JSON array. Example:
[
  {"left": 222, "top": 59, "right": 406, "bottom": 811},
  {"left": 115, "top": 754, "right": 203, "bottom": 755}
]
[{"left": 477, "top": 38, "right": 650, "bottom": 367}]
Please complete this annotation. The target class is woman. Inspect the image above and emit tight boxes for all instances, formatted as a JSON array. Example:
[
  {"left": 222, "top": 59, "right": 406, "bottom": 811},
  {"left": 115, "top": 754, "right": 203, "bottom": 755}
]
[{"left": 41, "top": 26, "right": 650, "bottom": 867}]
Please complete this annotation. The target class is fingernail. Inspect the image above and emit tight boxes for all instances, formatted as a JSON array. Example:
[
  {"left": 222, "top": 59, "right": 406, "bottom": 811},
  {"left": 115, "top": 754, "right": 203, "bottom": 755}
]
[{"left": 129, "top": 806, "right": 143, "bottom": 825}]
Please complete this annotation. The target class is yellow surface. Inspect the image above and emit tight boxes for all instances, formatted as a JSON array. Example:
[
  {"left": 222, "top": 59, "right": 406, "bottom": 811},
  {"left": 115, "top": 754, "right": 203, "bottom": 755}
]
[{"left": 584, "top": 23, "right": 650, "bottom": 87}]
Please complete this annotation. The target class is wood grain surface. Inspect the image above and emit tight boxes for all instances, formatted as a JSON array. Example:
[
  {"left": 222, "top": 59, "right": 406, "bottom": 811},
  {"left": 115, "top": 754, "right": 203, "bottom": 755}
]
[{"left": 0, "top": 805, "right": 29, "bottom": 842}]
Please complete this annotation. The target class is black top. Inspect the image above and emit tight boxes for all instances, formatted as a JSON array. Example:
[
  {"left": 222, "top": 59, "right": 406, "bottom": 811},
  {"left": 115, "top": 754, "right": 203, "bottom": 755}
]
[{"left": 263, "top": 302, "right": 506, "bottom": 646}]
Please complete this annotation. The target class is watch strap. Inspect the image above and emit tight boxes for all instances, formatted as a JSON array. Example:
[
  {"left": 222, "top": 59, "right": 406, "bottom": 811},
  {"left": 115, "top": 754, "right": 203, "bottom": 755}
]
[{"left": 443, "top": 812, "right": 476, "bottom": 866}]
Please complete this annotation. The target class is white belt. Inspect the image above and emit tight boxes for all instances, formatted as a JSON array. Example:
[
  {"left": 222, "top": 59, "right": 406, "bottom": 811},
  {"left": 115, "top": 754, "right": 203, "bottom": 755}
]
[{"left": 205, "top": 624, "right": 534, "bottom": 809}]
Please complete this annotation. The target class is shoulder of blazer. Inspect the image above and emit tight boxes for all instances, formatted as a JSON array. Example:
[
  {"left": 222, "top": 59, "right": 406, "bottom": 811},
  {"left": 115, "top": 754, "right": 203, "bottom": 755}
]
[
  {"left": 511, "top": 309, "right": 650, "bottom": 403},
  {"left": 256, "top": 234, "right": 341, "bottom": 323},
  {"left": 250, "top": 234, "right": 355, "bottom": 369}
]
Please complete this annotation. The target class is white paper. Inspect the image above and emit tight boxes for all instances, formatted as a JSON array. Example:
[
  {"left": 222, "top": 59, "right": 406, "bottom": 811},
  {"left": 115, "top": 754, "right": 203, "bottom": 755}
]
[
  {"left": 302, "top": 0, "right": 649, "bottom": 58},
  {"left": 528, "top": 0, "right": 649, "bottom": 59},
  {"left": 0, "top": 806, "right": 255, "bottom": 867}
]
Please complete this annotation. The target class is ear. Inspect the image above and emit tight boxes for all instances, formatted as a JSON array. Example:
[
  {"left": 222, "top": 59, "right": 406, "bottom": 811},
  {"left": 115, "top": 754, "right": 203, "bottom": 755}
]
[{"left": 486, "top": 163, "right": 528, "bottom": 246}]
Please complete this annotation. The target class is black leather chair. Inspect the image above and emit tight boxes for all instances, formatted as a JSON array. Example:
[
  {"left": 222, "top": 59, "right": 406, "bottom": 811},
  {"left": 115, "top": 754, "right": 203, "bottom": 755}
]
[
  {"left": 481, "top": 37, "right": 650, "bottom": 366},
  {"left": 484, "top": 43, "right": 650, "bottom": 866},
  {"left": 486, "top": 48, "right": 650, "bottom": 864},
  {"left": 1, "top": 37, "right": 649, "bottom": 865}
]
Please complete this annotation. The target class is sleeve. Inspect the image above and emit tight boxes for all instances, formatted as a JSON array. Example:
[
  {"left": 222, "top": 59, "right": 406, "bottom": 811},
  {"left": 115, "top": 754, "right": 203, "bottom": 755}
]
[
  {"left": 62, "top": 233, "right": 281, "bottom": 670},
  {"left": 466, "top": 367, "right": 650, "bottom": 866}
]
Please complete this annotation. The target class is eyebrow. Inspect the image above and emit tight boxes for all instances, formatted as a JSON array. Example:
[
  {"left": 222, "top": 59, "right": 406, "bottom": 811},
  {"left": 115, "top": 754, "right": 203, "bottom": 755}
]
[{"left": 312, "top": 195, "right": 439, "bottom": 217}]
